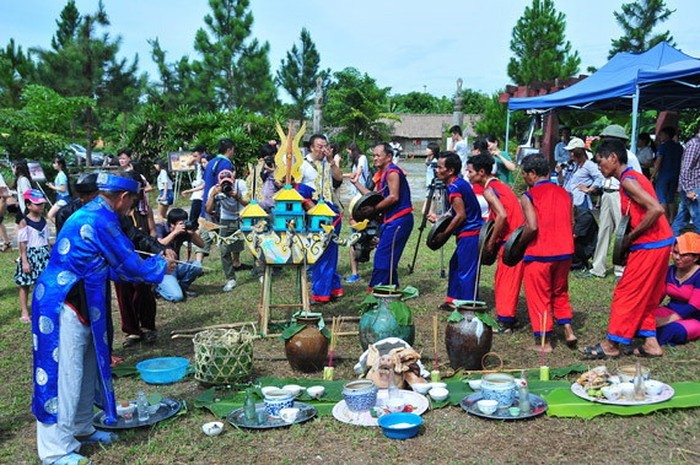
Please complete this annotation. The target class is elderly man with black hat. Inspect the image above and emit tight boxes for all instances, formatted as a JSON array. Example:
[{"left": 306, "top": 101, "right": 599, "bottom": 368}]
[{"left": 580, "top": 125, "right": 642, "bottom": 279}]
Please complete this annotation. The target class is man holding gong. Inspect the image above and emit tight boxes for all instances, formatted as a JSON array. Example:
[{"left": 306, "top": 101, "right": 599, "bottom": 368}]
[{"left": 581, "top": 139, "right": 673, "bottom": 359}]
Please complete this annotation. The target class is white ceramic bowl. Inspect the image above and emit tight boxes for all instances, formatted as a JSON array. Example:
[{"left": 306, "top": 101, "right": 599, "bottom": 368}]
[
  {"left": 429, "top": 387, "right": 449, "bottom": 402},
  {"left": 429, "top": 382, "right": 447, "bottom": 390},
  {"left": 282, "top": 384, "right": 303, "bottom": 397},
  {"left": 306, "top": 385, "right": 325, "bottom": 399},
  {"left": 202, "top": 421, "right": 224, "bottom": 436},
  {"left": 468, "top": 379, "right": 482, "bottom": 391},
  {"left": 644, "top": 380, "right": 664, "bottom": 396},
  {"left": 601, "top": 385, "right": 622, "bottom": 401},
  {"left": 385, "top": 397, "right": 406, "bottom": 413},
  {"left": 412, "top": 383, "right": 432, "bottom": 395},
  {"left": 476, "top": 399, "right": 498, "bottom": 415},
  {"left": 116, "top": 403, "right": 135, "bottom": 419},
  {"left": 261, "top": 386, "right": 279, "bottom": 396}
]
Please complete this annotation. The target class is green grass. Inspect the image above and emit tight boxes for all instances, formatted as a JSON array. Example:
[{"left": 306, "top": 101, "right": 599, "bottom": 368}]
[{"left": 0, "top": 177, "right": 699, "bottom": 464}]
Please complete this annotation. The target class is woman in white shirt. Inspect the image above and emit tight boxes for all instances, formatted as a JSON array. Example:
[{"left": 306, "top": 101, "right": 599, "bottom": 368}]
[{"left": 155, "top": 158, "right": 173, "bottom": 222}]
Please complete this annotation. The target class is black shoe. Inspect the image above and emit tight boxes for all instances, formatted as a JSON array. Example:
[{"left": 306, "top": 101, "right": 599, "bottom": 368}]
[{"left": 142, "top": 331, "right": 157, "bottom": 344}]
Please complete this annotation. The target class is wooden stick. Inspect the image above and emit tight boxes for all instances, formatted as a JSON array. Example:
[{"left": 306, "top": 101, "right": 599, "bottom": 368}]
[{"left": 135, "top": 250, "right": 215, "bottom": 270}]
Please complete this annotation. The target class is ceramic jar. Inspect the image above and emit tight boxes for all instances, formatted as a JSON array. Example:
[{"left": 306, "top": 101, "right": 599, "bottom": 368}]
[
  {"left": 263, "top": 390, "right": 295, "bottom": 418},
  {"left": 480, "top": 373, "right": 516, "bottom": 409},
  {"left": 284, "top": 315, "right": 329, "bottom": 373},
  {"left": 358, "top": 292, "right": 415, "bottom": 350},
  {"left": 342, "top": 380, "right": 378, "bottom": 412},
  {"left": 445, "top": 303, "right": 493, "bottom": 370}
]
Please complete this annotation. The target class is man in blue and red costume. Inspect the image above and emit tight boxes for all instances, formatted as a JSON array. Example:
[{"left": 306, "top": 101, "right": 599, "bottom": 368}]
[
  {"left": 429, "top": 151, "right": 483, "bottom": 309},
  {"left": 581, "top": 138, "right": 673, "bottom": 359},
  {"left": 519, "top": 154, "right": 578, "bottom": 353},
  {"left": 351, "top": 142, "right": 414, "bottom": 289},
  {"left": 33, "top": 172, "right": 174, "bottom": 465},
  {"left": 299, "top": 134, "right": 344, "bottom": 304}
]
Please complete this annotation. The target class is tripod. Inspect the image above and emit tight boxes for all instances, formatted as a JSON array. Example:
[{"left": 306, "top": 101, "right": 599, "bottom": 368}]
[{"left": 408, "top": 172, "right": 449, "bottom": 276}]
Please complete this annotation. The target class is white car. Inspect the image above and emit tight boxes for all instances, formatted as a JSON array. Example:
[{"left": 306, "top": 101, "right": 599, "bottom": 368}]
[{"left": 62, "top": 143, "right": 105, "bottom": 166}]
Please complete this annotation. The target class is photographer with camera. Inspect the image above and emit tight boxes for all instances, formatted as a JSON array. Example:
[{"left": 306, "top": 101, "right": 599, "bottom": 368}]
[
  {"left": 155, "top": 208, "right": 205, "bottom": 301},
  {"left": 205, "top": 168, "right": 249, "bottom": 292}
]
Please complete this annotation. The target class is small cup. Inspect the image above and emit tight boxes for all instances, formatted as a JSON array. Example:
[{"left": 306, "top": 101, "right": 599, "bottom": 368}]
[
  {"left": 508, "top": 406, "right": 521, "bottom": 417},
  {"left": 306, "top": 385, "right": 325, "bottom": 399},
  {"left": 429, "top": 387, "right": 449, "bottom": 402},
  {"left": 476, "top": 399, "right": 498, "bottom": 415},
  {"left": 279, "top": 407, "right": 300, "bottom": 423},
  {"left": 601, "top": 385, "right": 622, "bottom": 401},
  {"left": 468, "top": 379, "right": 482, "bottom": 391},
  {"left": 385, "top": 397, "right": 406, "bottom": 413},
  {"left": 261, "top": 386, "right": 279, "bottom": 396},
  {"left": 411, "top": 383, "right": 432, "bottom": 395},
  {"left": 202, "top": 421, "right": 224, "bottom": 436},
  {"left": 619, "top": 382, "right": 635, "bottom": 400},
  {"left": 644, "top": 380, "right": 664, "bottom": 397},
  {"left": 282, "top": 384, "right": 303, "bottom": 397},
  {"left": 429, "top": 382, "right": 447, "bottom": 390}
]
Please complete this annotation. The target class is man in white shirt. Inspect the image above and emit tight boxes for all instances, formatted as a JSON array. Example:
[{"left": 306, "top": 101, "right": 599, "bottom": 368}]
[{"left": 450, "top": 125, "right": 469, "bottom": 172}]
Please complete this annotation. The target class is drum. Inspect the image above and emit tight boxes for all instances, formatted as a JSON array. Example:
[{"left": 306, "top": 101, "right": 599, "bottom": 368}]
[
  {"left": 426, "top": 215, "right": 453, "bottom": 251},
  {"left": 502, "top": 226, "right": 526, "bottom": 267},
  {"left": 612, "top": 215, "right": 632, "bottom": 266},
  {"left": 350, "top": 192, "right": 383, "bottom": 222},
  {"left": 478, "top": 220, "right": 497, "bottom": 266}
]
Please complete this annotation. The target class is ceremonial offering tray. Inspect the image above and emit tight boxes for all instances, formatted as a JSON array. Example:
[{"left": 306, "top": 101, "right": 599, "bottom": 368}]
[
  {"left": 93, "top": 398, "right": 182, "bottom": 430},
  {"left": 227, "top": 402, "right": 316, "bottom": 430},
  {"left": 461, "top": 392, "right": 547, "bottom": 420},
  {"left": 570, "top": 381, "right": 674, "bottom": 406},
  {"left": 332, "top": 389, "right": 429, "bottom": 426}
]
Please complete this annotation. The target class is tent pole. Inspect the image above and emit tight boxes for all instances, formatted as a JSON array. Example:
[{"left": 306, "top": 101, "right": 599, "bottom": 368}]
[
  {"left": 630, "top": 85, "right": 640, "bottom": 154},
  {"left": 505, "top": 110, "right": 511, "bottom": 153}
]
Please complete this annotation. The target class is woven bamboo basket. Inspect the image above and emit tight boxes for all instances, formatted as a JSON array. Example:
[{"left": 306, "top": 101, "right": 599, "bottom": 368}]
[{"left": 193, "top": 326, "right": 256, "bottom": 385}]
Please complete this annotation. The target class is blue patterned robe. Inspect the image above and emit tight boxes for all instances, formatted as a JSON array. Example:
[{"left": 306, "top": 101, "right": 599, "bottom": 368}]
[{"left": 31, "top": 196, "right": 167, "bottom": 425}]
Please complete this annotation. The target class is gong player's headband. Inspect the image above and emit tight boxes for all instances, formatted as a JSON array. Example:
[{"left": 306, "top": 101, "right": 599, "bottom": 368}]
[{"left": 97, "top": 173, "right": 140, "bottom": 193}]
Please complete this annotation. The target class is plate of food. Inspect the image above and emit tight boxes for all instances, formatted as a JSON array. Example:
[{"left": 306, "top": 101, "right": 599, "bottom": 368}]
[
  {"left": 332, "top": 389, "right": 429, "bottom": 427},
  {"left": 570, "top": 366, "right": 674, "bottom": 406}
]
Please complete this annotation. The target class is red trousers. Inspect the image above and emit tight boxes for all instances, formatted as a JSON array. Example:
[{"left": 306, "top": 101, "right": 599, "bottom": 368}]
[
  {"left": 494, "top": 247, "right": 525, "bottom": 322},
  {"left": 608, "top": 246, "right": 671, "bottom": 344},
  {"left": 523, "top": 259, "right": 573, "bottom": 335}
]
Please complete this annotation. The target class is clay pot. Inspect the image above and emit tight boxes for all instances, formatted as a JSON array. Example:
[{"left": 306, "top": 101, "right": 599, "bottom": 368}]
[
  {"left": 445, "top": 303, "right": 493, "bottom": 370},
  {"left": 284, "top": 316, "right": 329, "bottom": 373},
  {"left": 359, "top": 293, "right": 415, "bottom": 350}
]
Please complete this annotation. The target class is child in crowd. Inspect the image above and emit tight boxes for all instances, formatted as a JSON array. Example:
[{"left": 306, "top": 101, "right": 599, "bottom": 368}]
[
  {"left": 155, "top": 158, "right": 173, "bottom": 222},
  {"left": 14, "top": 189, "right": 50, "bottom": 323},
  {"left": 47, "top": 157, "right": 71, "bottom": 224}
]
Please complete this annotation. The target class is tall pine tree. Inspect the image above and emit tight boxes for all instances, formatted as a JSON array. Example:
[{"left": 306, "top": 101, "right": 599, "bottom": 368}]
[
  {"left": 0, "top": 39, "right": 36, "bottom": 108},
  {"left": 507, "top": 0, "right": 580, "bottom": 86},
  {"left": 193, "top": 0, "right": 276, "bottom": 112},
  {"left": 276, "top": 28, "right": 328, "bottom": 122},
  {"left": 609, "top": 0, "right": 675, "bottom": 58}
]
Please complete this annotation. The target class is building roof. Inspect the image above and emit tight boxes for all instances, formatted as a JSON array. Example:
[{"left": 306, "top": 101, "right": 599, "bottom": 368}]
[
  {"left": 382, "top": 114, "right": 481, "bottom": 139},
  {"left": 273, "top": 185, "right": 304, "bottom": 202},
  {"left": 240, "top": 200, "right": 268, "bottom": 218},
  {"left": 308, "top": 200, "right": 337, "bottom": 217}
]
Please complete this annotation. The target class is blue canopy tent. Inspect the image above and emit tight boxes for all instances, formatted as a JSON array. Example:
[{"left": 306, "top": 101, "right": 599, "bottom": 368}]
[{"left": 506, "top": 42, "right": 700, "bottom": 153}]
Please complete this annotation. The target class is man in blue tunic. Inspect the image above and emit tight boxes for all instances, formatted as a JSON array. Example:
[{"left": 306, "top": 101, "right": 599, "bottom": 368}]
[
  {"left": 351, "top": 142, "right": 414, "bottom": 288},
  {"left": 430, "top": 152, "right": 484, "bottom": 309},
  {"left": 33, "top": 173, "right": 174, "bottom": 465}
]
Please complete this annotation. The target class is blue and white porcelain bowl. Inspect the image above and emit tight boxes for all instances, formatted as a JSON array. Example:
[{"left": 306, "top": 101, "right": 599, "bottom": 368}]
[
  {"left": 263, "top": 389, "right": 295, "bottom": 418},
  {"left": 480, "top": 373, "right": 516, "bottom": 409},
  {"left": 342, "top": 380, "right": 378, "bottom": 412}
]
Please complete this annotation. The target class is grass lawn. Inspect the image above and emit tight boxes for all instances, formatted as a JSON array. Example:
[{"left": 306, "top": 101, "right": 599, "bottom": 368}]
[{"left": 0, "top": 173, "right": 698, "bottom": 464}]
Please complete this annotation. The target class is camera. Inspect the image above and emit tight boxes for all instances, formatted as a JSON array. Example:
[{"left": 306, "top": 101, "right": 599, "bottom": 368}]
[
  {"left": 220, "top": 179, "right": 234, "bottom": 195},
  {"left": 184, "top": 220, "right": 198, "bottom": 231}
]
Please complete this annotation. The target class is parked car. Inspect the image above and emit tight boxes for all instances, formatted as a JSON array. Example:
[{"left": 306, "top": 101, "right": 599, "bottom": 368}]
[{"left": 60, "top": 143, "right": 105, "bottom": 166}]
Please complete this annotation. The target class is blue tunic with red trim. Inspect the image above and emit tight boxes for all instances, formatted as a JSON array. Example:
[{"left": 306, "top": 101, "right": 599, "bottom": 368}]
[
  {"left": 378, "top": 163, "right": 413, "bottom": 224},
  {"left": 446, "top": 176, "right": 483, "bottom": 237},
  {"left": 523, "top": 180, "right": 573, "bottom": 262}
]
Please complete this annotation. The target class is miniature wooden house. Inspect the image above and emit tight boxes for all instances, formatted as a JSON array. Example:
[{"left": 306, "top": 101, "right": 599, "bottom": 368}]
[
  {"left": 307, "top": 200, "right": 336, "bottom": 232},
  {"left": 272, "top": 185, "right": 306, "bottom": 232},
  {"left": 239, "top": 200, "right": 269, "bottom": 232}
]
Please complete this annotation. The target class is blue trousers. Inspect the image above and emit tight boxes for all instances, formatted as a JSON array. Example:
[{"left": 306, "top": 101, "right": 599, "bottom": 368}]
[
  {"left": 369, "top": 214, "right": 414, "bottom": 288},
  {"left": 672, "top": 189, "right": 700, "bottom": 235},
  {"left": 311, "top": 221, "right": 342, "bottom": 302},
  {"left": 446, "top": 234, "right": 479, "bottom": 302}
]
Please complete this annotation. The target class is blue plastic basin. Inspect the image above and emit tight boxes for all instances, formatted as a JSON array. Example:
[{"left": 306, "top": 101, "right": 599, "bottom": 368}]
[
  {"left": 136, "top": 357, "right": 189, "bottom": 384},
  {"left": 377, "top": 412, "right": 423, "bottom": 439}
]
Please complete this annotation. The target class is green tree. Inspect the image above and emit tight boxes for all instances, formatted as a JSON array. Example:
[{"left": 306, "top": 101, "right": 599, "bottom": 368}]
[
  {"left": 474, "top": 93, "right": 528, "bottom": 151},
  {"left": 324, "top": 67, "right": 393, "bottom": 145},
  {"left": 193, "top": 0, "right": 276, "bottom": 112},
  {"left": 507, "top": 0, "right": 580, "bottom": 85},
  {"left": 609, "top": 0, "right": 675, "bottom": 58},
  {"left": 276, "top": 28, "right": 328, "bottom": 122},
  {"left": 389, "top": 92, "right": 446, "bottom": 114},
  {"left": 0, "top": 39, "right": 36, "bottom": 108}
]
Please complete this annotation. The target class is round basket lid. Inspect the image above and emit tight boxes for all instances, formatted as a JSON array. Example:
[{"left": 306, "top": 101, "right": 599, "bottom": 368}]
[
  {"left": 502, "top": 225, "right": 526, "bottom": 267},
  {"left": 612, "top": 215, "right": 632, "bottom": 266},
  {"left": 478, "top": 220, "right": 497, "bottom": 265},
  {"left": 350, "top": 192, "right": 383, "bottom": 222},
  {"left": 426, "top": 214, "right": 453, "bottom": 251}
]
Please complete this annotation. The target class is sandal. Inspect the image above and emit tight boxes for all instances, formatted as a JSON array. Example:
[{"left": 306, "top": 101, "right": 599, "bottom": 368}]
[
  {"left": 632, "top": 346, "right": 663, "bottom": 358},
  {"left": 579, "top": 343, "right": 620, "bottom": 360},
  {"left": 142, "top": 330, "right": 157, "bottom": 344},
  {"left": 53, "top": 452, "right": 92, "bottom": 465},
  {"left": 122, "top": 334, "right": 141, "bottom": 348},
  {"left": 0, "top": 243, "right": 11, "bottom": 252}
]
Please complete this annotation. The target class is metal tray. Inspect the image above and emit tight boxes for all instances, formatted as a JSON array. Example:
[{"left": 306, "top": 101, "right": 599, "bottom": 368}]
[
  {"left": 93, "top": 398, "right": 182, "bottom": 430},
  {"left": 227, "top": 402, "right": 316, "bottom": 430},
  {"left": 460, "top": 392, "right": 547, "bottom": 420}
]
